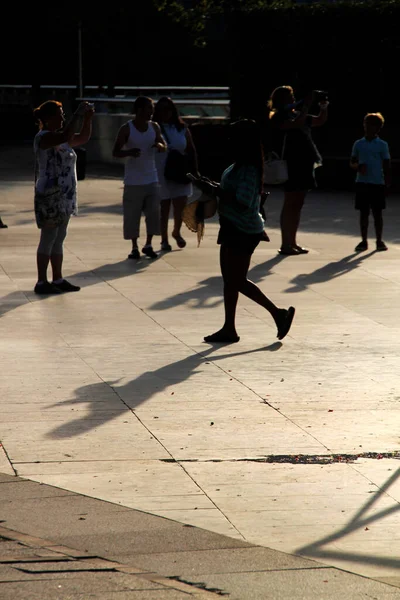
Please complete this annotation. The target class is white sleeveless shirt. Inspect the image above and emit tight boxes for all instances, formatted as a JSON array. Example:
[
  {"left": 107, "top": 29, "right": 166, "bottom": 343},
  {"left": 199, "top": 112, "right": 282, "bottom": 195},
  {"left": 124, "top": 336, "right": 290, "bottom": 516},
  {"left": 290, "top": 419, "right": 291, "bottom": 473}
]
[{"left": 123, "top": 120, "right": 158, "bottom": 186}]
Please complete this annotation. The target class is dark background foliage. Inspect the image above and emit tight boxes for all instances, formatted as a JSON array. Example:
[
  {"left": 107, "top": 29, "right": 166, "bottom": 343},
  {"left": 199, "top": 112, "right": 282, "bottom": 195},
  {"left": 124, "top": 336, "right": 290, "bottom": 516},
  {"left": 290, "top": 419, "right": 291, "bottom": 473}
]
[{"left": 3, "top": 0, "right": 400, "bottom": 182}]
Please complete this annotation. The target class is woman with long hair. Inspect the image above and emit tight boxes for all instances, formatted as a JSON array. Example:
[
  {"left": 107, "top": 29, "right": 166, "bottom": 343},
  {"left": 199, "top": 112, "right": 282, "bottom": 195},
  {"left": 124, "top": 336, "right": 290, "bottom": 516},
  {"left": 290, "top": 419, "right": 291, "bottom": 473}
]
[
  {"left": 190, "top": 119, "right": 295, "bottom": 343},
  {"left": 33, "top": 99, "right": 94, "bottom": 294},
  {"left": 268, "top": 85, "right": 328, "bottom": 255},
  {"left": 153, "top": 96, "right": 199, "bottom": 251}
]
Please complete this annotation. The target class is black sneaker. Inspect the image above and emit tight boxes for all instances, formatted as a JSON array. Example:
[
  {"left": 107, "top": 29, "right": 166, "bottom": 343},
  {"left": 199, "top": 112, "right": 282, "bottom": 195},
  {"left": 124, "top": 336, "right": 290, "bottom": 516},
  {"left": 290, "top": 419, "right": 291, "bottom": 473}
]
[
  {"left": 142, "top": 245, "right": 157, "bottom": 259},
  {"left": 161, "top": 241, "right": 172, "bottom": 252},
  {"left": 55, "top": 279, "right": 81, "bottom": 292},
  {"left": 376, "top": 240, "right": 388, "bottom": 252},
  {"left": 276, "top": 306, "right": 296, "bottom": 341},
  {"left": 34, "top": 282, "right": 62, "bottom": 295},
  {"left": 355, "top": 240, "right": 368, "bottom": 252},
  {"left": 128, "top": 248, "right": 140, "bottom": 260}
]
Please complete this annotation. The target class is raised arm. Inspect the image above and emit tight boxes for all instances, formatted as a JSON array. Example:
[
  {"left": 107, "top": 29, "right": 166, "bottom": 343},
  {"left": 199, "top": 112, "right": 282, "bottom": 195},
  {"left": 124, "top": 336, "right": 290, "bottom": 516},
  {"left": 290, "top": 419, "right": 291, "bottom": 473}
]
[
  {"left": 70, "top": 104, "right": 95, "bottom": 147},
  {"left": 38, "top": 102, "right": 88, "bottom": 150},
  {"left": 311, "top": 102, "right": 329, "bottom": 128}
]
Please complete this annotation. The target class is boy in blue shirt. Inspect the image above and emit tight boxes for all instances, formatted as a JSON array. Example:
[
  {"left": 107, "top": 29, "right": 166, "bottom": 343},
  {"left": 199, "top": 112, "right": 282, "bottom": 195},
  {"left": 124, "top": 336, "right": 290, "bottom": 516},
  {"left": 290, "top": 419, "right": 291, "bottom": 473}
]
[{"left": 350, "top": 112, "right": 391, "bottom": 251}]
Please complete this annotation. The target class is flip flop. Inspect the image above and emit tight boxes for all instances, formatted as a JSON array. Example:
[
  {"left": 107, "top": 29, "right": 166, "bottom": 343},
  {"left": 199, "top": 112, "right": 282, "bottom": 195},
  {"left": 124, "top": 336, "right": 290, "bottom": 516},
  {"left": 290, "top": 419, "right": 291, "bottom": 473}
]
[{"left": 278, "top": 247, "right": 300, "bottom": 256}]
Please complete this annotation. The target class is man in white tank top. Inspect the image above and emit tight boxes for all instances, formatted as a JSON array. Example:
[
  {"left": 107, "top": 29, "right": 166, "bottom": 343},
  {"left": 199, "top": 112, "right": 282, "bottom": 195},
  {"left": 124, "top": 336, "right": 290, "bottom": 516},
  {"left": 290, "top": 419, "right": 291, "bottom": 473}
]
[{"left": 113, "top": 96, "right": 166, "bottom": 259}]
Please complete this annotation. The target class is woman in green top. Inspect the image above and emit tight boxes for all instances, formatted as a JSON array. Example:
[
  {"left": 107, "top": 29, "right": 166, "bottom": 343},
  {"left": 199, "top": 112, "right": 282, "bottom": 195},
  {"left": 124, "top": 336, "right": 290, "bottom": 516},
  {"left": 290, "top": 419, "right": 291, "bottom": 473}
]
[{"left": 191, "top": 119, "right": 295, "bottom": 344}]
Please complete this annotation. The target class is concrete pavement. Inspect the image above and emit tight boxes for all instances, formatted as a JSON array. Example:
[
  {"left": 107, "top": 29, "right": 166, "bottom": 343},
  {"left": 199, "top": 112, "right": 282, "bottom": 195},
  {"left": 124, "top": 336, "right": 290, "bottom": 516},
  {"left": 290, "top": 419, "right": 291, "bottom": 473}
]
[{"left": 1, "top": 145, "right": 400, "bottom": 597}]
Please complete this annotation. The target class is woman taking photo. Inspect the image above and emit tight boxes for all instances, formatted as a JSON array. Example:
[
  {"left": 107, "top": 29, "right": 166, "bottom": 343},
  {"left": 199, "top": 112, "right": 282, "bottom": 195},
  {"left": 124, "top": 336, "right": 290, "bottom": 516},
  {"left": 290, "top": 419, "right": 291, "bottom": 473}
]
[
  {"left": 153, "top": 96, "right": 199, "bottom": 251},
  {"left": 190, "top": 119, "right": 295, "bottom": 344},
  {"left": 268, "top": 86, "right": 328, "bottom": 255},
  {"left": 33, "top": 99, "right": 94, "bottom": 294}
]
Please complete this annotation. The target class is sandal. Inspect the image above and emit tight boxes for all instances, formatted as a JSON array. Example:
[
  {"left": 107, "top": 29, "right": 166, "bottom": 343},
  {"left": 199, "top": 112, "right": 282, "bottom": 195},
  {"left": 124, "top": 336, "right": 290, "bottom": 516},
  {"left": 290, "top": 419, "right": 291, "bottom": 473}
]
[
  {"left": 172, "top": 233, "right": 187, "bottom": 249},
  {"left": 278, "top": 246, "right": 300, "bottom": 256},
  {"left": 294, "top": 245, "right": 309, "bottom": 254}
]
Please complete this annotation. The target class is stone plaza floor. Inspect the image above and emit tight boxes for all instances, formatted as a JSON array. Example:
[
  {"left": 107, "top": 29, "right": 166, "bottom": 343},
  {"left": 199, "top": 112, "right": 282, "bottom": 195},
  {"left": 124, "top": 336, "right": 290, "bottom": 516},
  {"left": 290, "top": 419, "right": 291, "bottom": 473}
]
[{"left": 1, "top": 147, "right": 400, "bottom": 590}]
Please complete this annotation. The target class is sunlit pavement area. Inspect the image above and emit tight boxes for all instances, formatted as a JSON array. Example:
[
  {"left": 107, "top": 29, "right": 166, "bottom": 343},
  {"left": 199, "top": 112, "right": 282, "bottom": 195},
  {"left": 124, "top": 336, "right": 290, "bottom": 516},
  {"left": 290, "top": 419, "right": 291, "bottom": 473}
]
[{"left": 2, "top": 147, "right": 400, "bottom": 595}]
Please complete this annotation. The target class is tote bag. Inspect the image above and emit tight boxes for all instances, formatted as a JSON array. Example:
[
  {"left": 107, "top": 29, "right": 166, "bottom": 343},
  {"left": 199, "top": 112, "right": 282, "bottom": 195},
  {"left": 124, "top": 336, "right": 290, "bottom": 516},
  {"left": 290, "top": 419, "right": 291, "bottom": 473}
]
[{"left": 264, "top": 135, "right": 288, "bottom": 185}]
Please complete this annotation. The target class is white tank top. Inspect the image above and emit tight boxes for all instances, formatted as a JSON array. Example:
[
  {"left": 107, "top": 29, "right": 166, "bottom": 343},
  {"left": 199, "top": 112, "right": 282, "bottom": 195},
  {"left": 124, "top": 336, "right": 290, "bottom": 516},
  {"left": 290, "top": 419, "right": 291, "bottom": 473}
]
[{"left": 123, "top": 120, "right": 158, "bottom": 186}]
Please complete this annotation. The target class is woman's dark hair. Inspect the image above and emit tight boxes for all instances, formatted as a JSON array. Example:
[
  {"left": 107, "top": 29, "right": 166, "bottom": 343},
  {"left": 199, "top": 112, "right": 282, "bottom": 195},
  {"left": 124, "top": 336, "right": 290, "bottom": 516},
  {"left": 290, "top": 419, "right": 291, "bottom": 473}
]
[
  {"left": 33, "top": 100, "right": 62, "bottom": 129},
  {"left": 267, "top": 85, "right": 293, "bottom": 113},
  {"left": 153, "top": 96, "right": 185, "bottom": 131},
  {"left": 230, "top": 119, "right": 264, "bottom": 192}
]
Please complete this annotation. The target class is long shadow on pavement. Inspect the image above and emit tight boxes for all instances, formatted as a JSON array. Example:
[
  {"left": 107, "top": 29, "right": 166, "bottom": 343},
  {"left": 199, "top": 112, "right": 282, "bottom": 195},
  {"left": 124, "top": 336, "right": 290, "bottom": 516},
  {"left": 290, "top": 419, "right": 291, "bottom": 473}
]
[
  {"left": 149, "top": 254, "right": 288, "bottom": 312},
  {"left": 0, "top": 256, "right": 167, "bottom": 319},
  {"left": 297, "top": 466, "right": 400, "bottom": 570},
  {"left": 283, "top": 250, "right": 377, "bottom": 294},
  {"left": 45, "top": 342, "right": 282, "bottom": 439}
]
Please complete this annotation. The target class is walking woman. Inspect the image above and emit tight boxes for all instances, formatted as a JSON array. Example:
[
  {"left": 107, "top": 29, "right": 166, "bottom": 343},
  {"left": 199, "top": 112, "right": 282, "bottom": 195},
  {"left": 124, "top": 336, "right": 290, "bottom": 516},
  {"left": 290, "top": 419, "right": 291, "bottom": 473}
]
[
  {"left": 33, "top": 100, "right": 94, "bottom": 294},
  {"left": 268, "top": 86, "right": 328, "bottom": 255},
  {"left": 153, "top": 96, "right": 199, "bottom": 251},
  {"left": 190, "top": 119, "right": 295, "bottom": 344}
]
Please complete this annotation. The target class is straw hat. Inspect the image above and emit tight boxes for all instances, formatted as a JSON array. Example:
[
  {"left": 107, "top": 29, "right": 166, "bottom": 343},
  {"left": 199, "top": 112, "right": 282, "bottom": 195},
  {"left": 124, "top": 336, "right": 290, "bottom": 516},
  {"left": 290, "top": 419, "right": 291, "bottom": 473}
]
[{"left": 182, "top": 193, "right": 217, "bottom": 246}]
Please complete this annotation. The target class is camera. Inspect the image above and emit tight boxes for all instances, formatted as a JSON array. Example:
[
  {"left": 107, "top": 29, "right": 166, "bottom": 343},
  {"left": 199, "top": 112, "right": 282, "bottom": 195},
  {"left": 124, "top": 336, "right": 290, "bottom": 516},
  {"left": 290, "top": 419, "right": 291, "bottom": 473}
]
[{"left": 313, "top": 90, "right": 328, "bottom": 103}]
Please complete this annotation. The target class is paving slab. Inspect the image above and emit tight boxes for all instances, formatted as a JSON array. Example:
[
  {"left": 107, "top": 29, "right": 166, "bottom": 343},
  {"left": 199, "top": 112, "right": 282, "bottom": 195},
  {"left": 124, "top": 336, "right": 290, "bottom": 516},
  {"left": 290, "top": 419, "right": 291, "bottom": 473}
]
[{"left": 2, "top": 146, "right": 400, "bottom": 593}]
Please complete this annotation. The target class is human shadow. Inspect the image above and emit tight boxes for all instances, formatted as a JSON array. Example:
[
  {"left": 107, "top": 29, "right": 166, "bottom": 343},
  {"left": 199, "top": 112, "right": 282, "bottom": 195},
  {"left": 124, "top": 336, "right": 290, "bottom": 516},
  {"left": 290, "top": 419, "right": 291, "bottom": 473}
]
[
  {"left": 0, "top": 256, "right": 163, "bottom": 320},
  {"left": 284, "top": 250, "right": 376, "bottom": 294},
  {"left": 297, "top": 466, "right": 400, "bottom": 570},
  {"left": 148, "top": 254, "right": 288, "bottom": 312},
  {"left": 45, "top": 342, "right": 282, "bottom": 440}
]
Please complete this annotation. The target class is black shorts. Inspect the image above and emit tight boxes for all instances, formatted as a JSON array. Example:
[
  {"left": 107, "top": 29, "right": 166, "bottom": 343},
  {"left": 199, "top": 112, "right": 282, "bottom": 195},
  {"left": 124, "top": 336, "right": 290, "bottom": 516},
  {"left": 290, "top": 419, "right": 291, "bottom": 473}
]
[
  {"left": 355, "top": 183, "right": 386, "bottom": 211},
  {"left": 217, "top": 217, "right": 263, "bottom": 256}
]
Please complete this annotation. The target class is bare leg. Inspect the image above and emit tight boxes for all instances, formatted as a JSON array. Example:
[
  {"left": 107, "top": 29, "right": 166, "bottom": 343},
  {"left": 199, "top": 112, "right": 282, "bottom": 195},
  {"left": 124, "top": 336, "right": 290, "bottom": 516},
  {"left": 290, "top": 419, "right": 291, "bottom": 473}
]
[
  {"left": 360, "top": 209, "right": 369, "bottom": 242},
  {"left": 372, "top": 207, "right": 383, "bottom": 242},
  {"left": 205, "top": 245, "right": 241, "bottom": 341},
  {"left": 160, "top": 198, "right": 171, "bottom": 244},
  {"left": 131, "top": 237, "right": 138, "bottom": 251},
  {"left": 280, "top": 191, "right": 306, "bottom": 249},
  {"left": 205, "top": 245, "right": 295, "bottom": 343},
  {"left": 171, "top": 196, "right": 187, "bottom": 238}
]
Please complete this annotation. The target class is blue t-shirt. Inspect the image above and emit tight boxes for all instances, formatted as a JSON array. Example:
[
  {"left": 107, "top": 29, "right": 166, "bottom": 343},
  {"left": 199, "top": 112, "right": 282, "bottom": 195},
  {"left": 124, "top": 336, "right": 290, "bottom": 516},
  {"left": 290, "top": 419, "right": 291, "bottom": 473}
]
[
  {"left": 351, "top": 137, "right": 390, "bottom": 185},
  {"left": 219, "top": 164, "right": 264, "bottom": 235}
]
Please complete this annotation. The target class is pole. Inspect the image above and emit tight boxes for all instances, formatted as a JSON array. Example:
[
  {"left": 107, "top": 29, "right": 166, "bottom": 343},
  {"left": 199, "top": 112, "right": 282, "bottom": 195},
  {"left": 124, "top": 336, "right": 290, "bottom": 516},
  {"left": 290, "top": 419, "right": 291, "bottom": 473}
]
[{"left": 78, "top": 21, "right": 83, "bottom": 97}]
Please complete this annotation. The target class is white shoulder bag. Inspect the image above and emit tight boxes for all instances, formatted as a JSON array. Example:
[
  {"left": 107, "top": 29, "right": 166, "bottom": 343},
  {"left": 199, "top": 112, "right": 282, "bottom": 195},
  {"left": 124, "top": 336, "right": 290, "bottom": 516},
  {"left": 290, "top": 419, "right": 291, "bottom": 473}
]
[{"left": 263, "top": 135, "right": 288, "bottom": 185}]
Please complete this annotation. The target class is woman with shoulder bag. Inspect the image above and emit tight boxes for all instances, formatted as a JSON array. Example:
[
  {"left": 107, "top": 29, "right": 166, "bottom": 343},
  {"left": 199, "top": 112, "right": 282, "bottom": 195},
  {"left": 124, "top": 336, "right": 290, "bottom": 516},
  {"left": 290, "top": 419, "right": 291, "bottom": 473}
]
[
  {"left": 33, "top": 99, "right": 94, "bottom": 294},
  {"left": 153, "top": 96, "right": 199, "bottom": 251},
  {"left": 268, "top": 86, "right": 328, "bottom": 255}
]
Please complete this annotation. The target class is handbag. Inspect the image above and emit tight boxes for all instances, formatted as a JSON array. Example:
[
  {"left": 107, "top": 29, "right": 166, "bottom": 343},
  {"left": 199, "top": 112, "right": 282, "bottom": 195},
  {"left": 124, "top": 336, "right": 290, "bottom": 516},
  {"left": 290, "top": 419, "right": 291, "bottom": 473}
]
[
  {"left": 161, "top": 125, "right": 192, "bottom": 184},
  {"left": 34, "top": 148, "right": 67, "bottom": 229},
  {"left": 263, "top": 135, "right": 288, "bottom": 185}
]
